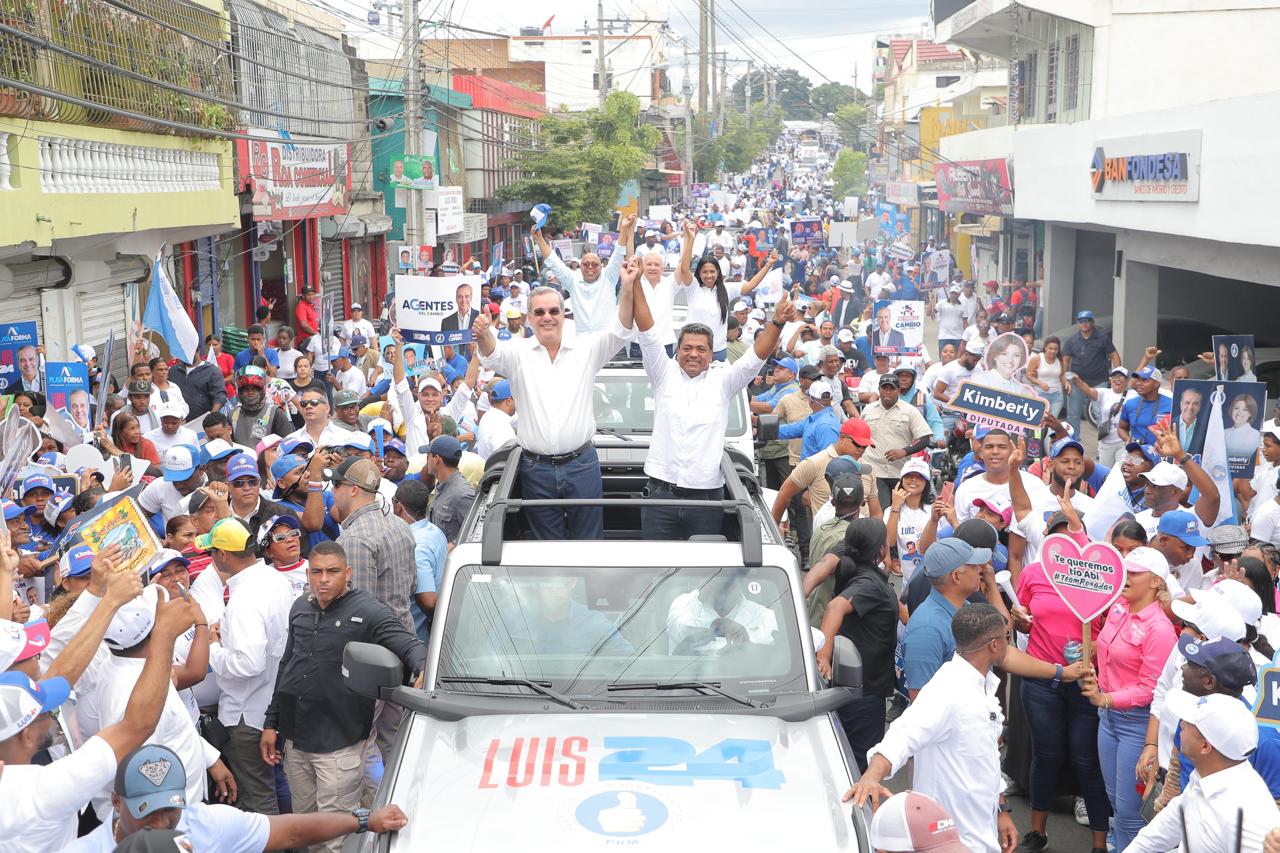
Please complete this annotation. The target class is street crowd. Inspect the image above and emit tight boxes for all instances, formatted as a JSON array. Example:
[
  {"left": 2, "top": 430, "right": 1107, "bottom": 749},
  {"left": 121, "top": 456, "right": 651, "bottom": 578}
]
[{"left": 0, "top": 128, "right": 1278, "bottom": 853}]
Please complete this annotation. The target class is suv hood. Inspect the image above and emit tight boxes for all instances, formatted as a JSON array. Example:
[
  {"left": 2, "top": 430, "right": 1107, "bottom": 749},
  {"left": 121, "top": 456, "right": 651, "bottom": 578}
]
[{"left": 380, "top": 712, "right": 864, "bottom": 850}]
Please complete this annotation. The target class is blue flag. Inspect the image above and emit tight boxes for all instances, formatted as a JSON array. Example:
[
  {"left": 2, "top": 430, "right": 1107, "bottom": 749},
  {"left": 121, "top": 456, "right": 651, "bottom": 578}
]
[{"left": 141, "top": 253, "right": 200, "bottom": 364}]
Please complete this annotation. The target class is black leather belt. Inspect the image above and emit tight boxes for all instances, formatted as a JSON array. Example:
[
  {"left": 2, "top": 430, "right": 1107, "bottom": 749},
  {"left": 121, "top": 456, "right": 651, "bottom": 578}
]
[
  {"left": 647, "top": 477, "right": 712, "bottom": 497},
  {"left": 523, "top": 441, "right": 592, "bottom": 465}
]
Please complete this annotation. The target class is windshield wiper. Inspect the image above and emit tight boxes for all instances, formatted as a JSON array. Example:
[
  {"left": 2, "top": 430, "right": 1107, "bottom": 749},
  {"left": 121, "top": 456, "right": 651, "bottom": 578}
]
[
  {"left": 595, "top": 427, "right": 635, "bottom": 441},
  {"left": 605, "top": 680, "right": 759, "bottom": 708},
  {"left": 438, "top": 677, "right": 584, "bottom": 710}
]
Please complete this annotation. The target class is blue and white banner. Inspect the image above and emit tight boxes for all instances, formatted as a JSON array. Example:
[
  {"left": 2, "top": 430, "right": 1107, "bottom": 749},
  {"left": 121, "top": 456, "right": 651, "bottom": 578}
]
[
  {"left": 945, "top": 379, "right": 1047, "bottom": 433},
  {"left": 141, "top": 254, "right": 200, "bottom": 363},
  {"left": 0, "top": 322, "right": 39, "bottom": 394},
  {"left": 395, "top": 273, "right": 482, "bottom": 346}
]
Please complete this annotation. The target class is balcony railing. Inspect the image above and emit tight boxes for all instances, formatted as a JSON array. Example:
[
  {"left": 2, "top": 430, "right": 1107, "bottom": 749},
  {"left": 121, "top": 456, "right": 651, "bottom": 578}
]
[
  {"left": 0, "top": 0, "right": 235, "bottom": 135},
  {"left": 38, "top": 134, "right": 221, "bottom": 192}
]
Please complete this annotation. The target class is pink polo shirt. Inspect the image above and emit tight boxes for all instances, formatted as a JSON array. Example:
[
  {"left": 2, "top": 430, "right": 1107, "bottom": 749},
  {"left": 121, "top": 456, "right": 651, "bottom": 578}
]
[
  {"left": 1017, "top": 541, "right": 1106, "bottom": 666},
  {"left": 1096, "top": 599, "right": 1177, "bottom": 710}
]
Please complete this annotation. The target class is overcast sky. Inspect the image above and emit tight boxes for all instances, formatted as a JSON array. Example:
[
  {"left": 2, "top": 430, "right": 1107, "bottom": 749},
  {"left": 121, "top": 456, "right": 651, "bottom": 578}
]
[{"left": 331, "top": 0, "right": 930, "bottom": 94}]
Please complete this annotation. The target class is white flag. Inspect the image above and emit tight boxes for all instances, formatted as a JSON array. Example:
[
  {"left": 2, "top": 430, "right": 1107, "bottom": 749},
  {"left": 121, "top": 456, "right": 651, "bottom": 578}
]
[{"left": 1202, "top": 384, "right": 1237, "bottom": 525}]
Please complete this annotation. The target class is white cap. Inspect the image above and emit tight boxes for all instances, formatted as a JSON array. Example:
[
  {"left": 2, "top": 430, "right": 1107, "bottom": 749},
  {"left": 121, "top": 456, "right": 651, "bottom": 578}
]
[
  {"left": 869, "top": 790, "right": 971, "bottom": 853},
  {"left": 154, "top": 398, "right": 186, "bottom": 420},
  {"left": 340, "top": 431, "right": 374, "bottom": 452},
  {"left": 808, "top": 384, "right": 833, "bottom": 401},
  {"left": 1165, "top": 689, "right": 1259, "bottom": 760},
  {"left": 1170, "top": 593, "right": 1246, "bottom": 642},
  {"left": 202, "top": 438, "right": 238, "bottom": 461},
  {"left": 1210, "top": 579, "right": 1263, "bottom": 629},
  {"left": 964, "top": 339, "right": 986, "bottom": 356},
  {"left": 105, "top": 585, "right": 167, "bottom": 651},
  {"left": 948, "top": 284, "right": 962, "bottom": 294},
  {"left": 733, "top": 300, "right": 750, "bottom": 312},
  {"left": 418, "top": 377, "right": 442, "bottom": 392},
  {"left": 836, "top": 329, "right": 855, "bottom": 343},
  {"left": 1141, "top": 461, "right": 1189, "bottom": 490},
  {"left": 749, "top": 309, "right": 766, "bottom": 321},
  {"left": 900, "top": 457, "right": 931, "bottom": 481}
]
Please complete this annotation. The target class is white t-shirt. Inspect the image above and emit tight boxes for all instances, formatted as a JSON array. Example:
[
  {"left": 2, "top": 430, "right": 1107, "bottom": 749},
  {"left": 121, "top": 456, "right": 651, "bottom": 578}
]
[
  {"left": 67, "top": 802, "right": 271, "bottom": 853},
  {"left": 935, "top": 301, "right": 966, "bottom": 340},
  {"left": 681, "top": 280, "right": 744, "bottom": 351},
  {"left": 0, "top": 736, "right": 117, "bottom": 852},
  {"left": 935, "top": 360, "right": 975, "bottom": 400},
  {"left": 1251, "top": 499, "right": 1280, "bottom": 546},
  {"left": 922, "top": 360, "right": 950, "bottom": 400},
  {"left": 1097, "top": 386, "right": 1128, "bottom": 447},
  {"left": 333, "top": 365, "right": 366, "bottom": 395},
  {"left": 961, "top": 325, "right": 993, "bottom": 347},
  {"left": 893, "top": 503, "right": 931, "bottom": 583},
  {"left": 307, "top": 334, "right": 340, "bottom": 372},
  {"left": 275, "top": 347, "right": 303, "bottom": 380},
  {"left": 341, "top": 317, "right": 376, "bottom": 344},
  {"left": 144, "top": 425, "right": 199, "bottom": 455},
  {"left": 955, "top": 472, "right": 1053, "bottom": 524},
  {"left": 1249, "top": 462, "right": 1279, "bottom": 522},
  {"left": 138, "top": 476, "right": 205, "bottom": 523}
]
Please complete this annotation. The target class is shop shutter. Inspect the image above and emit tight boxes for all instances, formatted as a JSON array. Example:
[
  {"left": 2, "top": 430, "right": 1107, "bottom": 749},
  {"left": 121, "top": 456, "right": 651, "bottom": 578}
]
[
  {"left": 76, "top": 284, "right": 129, "bottom": 387},
  {"left": 319, "top": 238, "right": 346, "bottom": 324},
  {"left": 6, "top": 291, "right": 45, "bottom": 347},
  {"left": 348, "top": 237, "right": 374, "bottom": 313}
]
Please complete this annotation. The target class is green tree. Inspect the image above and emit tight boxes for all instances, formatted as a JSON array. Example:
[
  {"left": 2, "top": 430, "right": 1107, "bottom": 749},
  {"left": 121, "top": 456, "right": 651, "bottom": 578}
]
[
  {"left": 774, "top": 68, "right": 815, "bottom": 120},
  {"left": 497, "top": 92, "right": 660, "bottom": 230},
  {"left": 833, "top": 102, "right": 869, "bottom": 149},
  {"left": 810, "top": 82, "right": 858, "bottom": 116},
  {"left": 829, "top": 148, "right": 867, "bottom": 198}
]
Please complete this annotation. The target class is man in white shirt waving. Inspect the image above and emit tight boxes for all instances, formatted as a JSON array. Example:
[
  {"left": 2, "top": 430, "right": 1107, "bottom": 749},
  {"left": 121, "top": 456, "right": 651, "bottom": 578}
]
[
  {"left": 535, "top": 214, "right": 634, "bottom": 335},
  {"left": 847, "top": 602, "right": 1019, "bottom": 853},
  {"left": 474, "top": 256, "right": 637, "bottom": 540},
  {"left": 633, "top": 273, "right": 795, "bottom": 539}
]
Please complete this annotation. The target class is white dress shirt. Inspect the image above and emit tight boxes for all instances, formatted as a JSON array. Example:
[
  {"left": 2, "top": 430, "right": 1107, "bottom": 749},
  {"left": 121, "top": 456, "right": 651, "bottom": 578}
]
[
  {"left": 1128, "top": 761, "right": 1280, "bottom": 853},
  {"left": 478, "top": 318, "right": 629, "bottom": 456},
  {"left": 91, "top": 653, "right": 214, "bottom": 819},
  {"left": 286, "top": 422, "right": 349, "bottom": 452},
  {"left": 542, "top": 246, "right": 625, "bottom": 335},
  {"left": 474, "top": 407, "right": 516, "bottom": 461},
  {"left": 639, "top": 274, "right": 677, "bottom": 348},
  {"left": 869, "top": 655, "right": 1005, "bottom": 853},
  {"left": 639, "top": 325, "right": 763, "bottom": 489},
  {"left": 679, "top": 280, "right": 745, "bottom": 352},
  {"left": 0, "top": 736, "right": 117, "bottom": 852},
  {"left": 208, "top": 560, "right": 294, "bottom": 730},
  {"left": 666, "top": 590, "right": 778, "bottom": 652}
]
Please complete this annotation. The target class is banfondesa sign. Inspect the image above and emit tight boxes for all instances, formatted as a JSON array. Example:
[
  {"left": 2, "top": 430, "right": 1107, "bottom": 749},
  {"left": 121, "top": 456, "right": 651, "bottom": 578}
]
[{"left": 1089, "top": 130, "right": 1201, "bottom": 202}]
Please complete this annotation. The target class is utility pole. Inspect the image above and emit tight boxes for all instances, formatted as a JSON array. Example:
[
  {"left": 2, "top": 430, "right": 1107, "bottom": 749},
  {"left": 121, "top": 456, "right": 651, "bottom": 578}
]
[
  {"left": 709, "top": 0, "right": 716, "bottom": 115},
  {"left": 683, "top": 42, "right": 695, "bottom": 200},
  {"left": 745, "top": 59, "right": 753, "bottom": 125},
  {"left": 718, "top": 53, "right": 727, "bottom": 132},
  {"left": 697, "top": 0, "right": 708, "bottom": 117},
  {"left": 402, "top": 0, "right": 421, "bottom": 246},
  {"left": 596, "top": 0, "right": 607, "bottom": 107}
]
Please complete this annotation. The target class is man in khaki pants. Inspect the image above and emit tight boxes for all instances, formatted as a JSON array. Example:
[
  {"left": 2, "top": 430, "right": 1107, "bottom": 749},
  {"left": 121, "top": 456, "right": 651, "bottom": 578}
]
[{"left": 261, "top": 541, "right": 424, "bottom": 851}]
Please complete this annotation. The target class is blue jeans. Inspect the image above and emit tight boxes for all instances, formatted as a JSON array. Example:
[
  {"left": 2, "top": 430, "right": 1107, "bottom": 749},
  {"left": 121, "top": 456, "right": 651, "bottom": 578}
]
[
  {"left": 713, "top": 348, "right": 727, "bottom": 362},
  {"left": 1020, "top": 677, "right": 1110, "bottom": 832},
  {"left": 1098, "top": 706, "right": 1150, "bottom": 852},
  {"left": 642, "top": 479, "right": 723, "bottom": 540},
  {"left": 1042, "top": 389, "right": 1064, "bottom": 419},
  {"left": 1065, "top": 383, "right": 1091, "bottom": 434},
  {"left": 518, "top": 445, "right": 603, "bottom": 540}
]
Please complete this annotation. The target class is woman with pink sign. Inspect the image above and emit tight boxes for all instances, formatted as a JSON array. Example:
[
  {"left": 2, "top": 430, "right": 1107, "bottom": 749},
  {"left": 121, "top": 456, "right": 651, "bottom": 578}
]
[{"left": 1081, "top": 548, "right": 1178, "bottom": 852}]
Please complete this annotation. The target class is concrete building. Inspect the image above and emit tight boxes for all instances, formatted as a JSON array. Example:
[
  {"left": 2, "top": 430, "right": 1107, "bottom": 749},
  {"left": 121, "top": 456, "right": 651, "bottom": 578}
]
[{"left": 934, "top": 0, "right": 1280, "bottom": 377}]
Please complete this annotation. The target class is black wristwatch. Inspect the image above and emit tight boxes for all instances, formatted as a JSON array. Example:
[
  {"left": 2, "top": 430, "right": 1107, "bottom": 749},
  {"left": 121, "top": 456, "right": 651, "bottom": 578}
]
[
  {"left": 998, "top": 801, "right": 1013, "bottom": 814},
  {"left": 352, "top": 807, "right": 371, "bottom": 833},
  {"left": 771, "top": 319, "right": 786, "bottom": 329}
]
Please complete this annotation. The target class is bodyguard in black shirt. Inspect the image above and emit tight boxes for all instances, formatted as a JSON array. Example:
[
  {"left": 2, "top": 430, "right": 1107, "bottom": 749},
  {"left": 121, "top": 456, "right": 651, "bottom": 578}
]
[{"left": 262, "top": 540, "right": 424, "bottom": 828}]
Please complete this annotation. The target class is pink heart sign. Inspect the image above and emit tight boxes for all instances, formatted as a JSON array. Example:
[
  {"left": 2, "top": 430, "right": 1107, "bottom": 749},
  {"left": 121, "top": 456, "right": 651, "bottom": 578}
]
[{"left": 1041, "top": 533, "right": 1127, "bottom": 623}]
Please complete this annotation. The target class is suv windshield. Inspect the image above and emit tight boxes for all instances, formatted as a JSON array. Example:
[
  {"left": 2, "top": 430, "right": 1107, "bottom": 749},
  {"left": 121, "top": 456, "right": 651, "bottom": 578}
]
[
  {"left": 594, "top": 375, "right": 748, "bottom": 436},
  {"left": 437, "top": 566, "right": 805, "bottom": 699}
]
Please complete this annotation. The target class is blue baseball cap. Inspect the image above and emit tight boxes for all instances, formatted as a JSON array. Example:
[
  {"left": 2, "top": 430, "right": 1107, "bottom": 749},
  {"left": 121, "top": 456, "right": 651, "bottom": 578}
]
[
  {"left": 1, "top": 501, "right": 38, "bottom": 522},
  {"left": 60, "top": 543, "right": 95, "bottom": 579},
  {"left": 489, "top": 380, "right": 512, "bottom": 402},
  {"left": 824, "top": 455, "right": 861, "bottom": 484},
  {"left": 114, "top": 744, "right": 188, "bottom": 819},
  {"left": 1050, "top": 436, "right": 1085, "bottom": 458},
  {"left": 774, "top": 356, "right": 800, "bottom": 375},
  {"left": 161, "top": 444, "right": 203, "bottom": 482},
  {"left": 1125, "top": 441, "right": 1162, "bottom": 466},
  {"left": 36, "top": 452, "right": 65, "bottom": 468},
  {"left": 427, "top": 434, "right": 463, "bottom": 463},
  {"left": 0, "top": 671, "right": 72, "bottom": 740},
  {"left": 1178, "top": 635, "right": 1257, "bottom": 689},
  {"left": 280, "top": 437, "right": 314, "bottom": 456},
  {"left": 141, "top": 548, "right": 190, "bottom": 577},
  {"left": 1157, "top": 510, "right": 1210, "bottom": 546},
  {"left": 384, "top": 438, "right": 407, "bottom": 456},
  {"left": 336, "top": 347, "right": 353, "bottom": 360},
  {"left": 20, "top": 475, "right": 54, "bottom": 496},
  {"left": 923, "top": 537, "right": 993, "bottom": 579},
  {"left": 270, "top": 454, "right": 306, "bottom": 483},
  {"left": 1075, "top": 310, "right": 1095, "bottom": 322},
  {"left": 1131, "top": 365, "right": 1163, "bottom": 382},
  {"left": 224, "top": 453, "right": 259, "bottom": 483}
]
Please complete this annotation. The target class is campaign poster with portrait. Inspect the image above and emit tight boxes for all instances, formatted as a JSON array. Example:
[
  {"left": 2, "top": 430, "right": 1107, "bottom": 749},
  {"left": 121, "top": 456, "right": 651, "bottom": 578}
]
[
  {"left": 596, "top": 232, "right": 620, "bottom": 259},
  {"left": 973, "top": 332, "right": 1039, "bottom": 398},
  {"left": 870, "top": 300, "right": 925, "bottom": 358},
  {"left": 389, "top": 154, "right": 439, "bottom": 189},
  {"left": 790, "top": 217, "right": 825, "bottom": 247},
  {"left": 394, "top": 274, "right": 482, "bottom": 346},
  {"left": 0, "top": 322, "right": 39, "bottom": 394},
  {"left": 922, "top": 249, "right": 952, "bottom": 289},
  {"left": 875, "top": 202, "right": 910, "bottom": 242},
  {"left": 45, "top": 361, "right": 91, "bottom": 435},
  {"left": 395, "top": 243, "right": 433, "bottom": 274},
  {"left": 1172, "top": 378, "right": 1267, "bottom": 477},
  {"left": 1212, "top": 335, "right": 1258, "bottom": 382}
]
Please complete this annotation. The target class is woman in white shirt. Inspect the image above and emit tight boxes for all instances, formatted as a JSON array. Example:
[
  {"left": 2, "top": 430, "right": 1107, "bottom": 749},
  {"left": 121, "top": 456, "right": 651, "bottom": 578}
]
[
  {"left": 884, "top": 457, "right": 934, "bottom": 583},
  {"left": 680, "top": 248, "right": 779, "bottom": 361},
  {"left": 1072, "top": 367, "right": 1131, "bottom": 468},
  {"left": 1028, "top": 335, "right": 1066, "bottom": 417}
]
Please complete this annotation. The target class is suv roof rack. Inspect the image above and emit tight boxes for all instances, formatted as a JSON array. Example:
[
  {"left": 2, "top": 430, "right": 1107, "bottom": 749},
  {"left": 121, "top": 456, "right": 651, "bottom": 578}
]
[{"left": 475, "top": 445, "right": 766, "bottom": 568}]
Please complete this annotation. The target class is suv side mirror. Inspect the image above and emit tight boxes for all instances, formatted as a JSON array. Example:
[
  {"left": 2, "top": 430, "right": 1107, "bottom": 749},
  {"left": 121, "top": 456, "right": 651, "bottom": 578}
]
[
  {"left": 756, "top": 413, "right": 779, "bottom": 442},
  {"left": 343, "top": 642, "right": 402, "bottom": 699},
  {"left": 830, "top": 636, "right": 863, "bottom": 693}
]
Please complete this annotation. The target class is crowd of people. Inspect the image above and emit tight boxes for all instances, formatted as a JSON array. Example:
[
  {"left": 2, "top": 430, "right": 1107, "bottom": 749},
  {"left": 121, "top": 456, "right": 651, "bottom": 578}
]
[{"left": 2, "top": 129, "right": 1279, "bottom": 853}]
